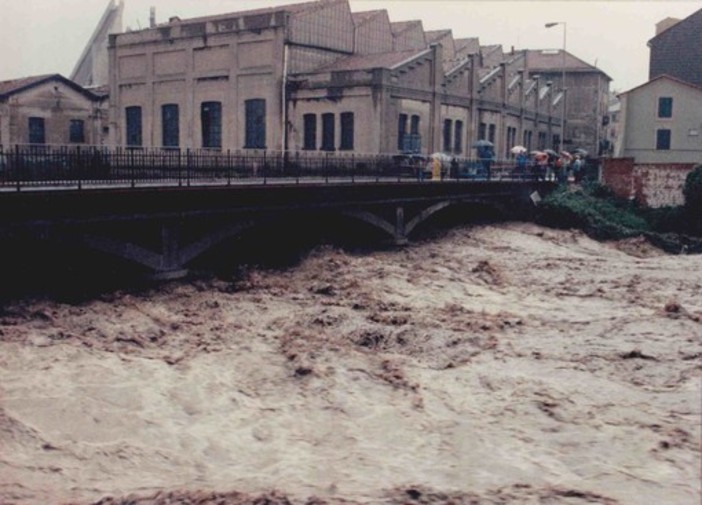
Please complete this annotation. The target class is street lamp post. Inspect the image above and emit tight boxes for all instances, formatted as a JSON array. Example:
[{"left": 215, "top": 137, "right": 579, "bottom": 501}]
[{"left": 545, "top": 21, "right": 566, "bottom": 153}]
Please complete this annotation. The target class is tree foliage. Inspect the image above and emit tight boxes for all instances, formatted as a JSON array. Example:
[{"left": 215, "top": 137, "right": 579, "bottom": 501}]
[{"left": 683, "top": 164, "right": 702, "bottom": 212}]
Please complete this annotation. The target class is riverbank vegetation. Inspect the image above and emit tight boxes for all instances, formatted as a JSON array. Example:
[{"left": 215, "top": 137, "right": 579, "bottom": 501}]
[{"left": 537, "top": 165, "right": 702, "bottom": 253}]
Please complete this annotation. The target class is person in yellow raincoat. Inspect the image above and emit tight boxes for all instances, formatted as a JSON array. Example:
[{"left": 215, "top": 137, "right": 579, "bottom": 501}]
[{"left": 431, "top": 156, "right": 442, "bottom": 180}]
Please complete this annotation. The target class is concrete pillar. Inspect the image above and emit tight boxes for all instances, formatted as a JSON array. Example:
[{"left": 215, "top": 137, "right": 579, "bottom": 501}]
[{"left": 394, "top": 206, "right": 407, "bottom": 245}]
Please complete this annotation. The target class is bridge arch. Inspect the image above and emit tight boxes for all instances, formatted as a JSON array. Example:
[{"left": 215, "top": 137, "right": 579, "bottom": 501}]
[{"left": 80, "top": 219, "right": 259, "bottom": 278}]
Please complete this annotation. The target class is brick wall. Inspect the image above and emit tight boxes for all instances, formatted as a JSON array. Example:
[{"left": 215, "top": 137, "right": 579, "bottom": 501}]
[
  {"left": 602, "top": 158, "right": 696, "bottom": 208},
  {"left": 602, "top": 157, "right": 635, "bottom": 200}
]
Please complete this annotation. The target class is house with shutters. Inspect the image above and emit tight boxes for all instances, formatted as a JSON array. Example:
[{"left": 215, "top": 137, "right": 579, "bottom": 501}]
[
  {"left": 614, "top": 8, "right": 702, "bottom": 164},
  {"left": 616, "top": 75, "right": 702, "bottom": 164}
]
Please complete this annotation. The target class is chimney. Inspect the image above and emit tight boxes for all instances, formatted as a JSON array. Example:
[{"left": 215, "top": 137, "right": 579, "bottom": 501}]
[{"left": 149, "top": 7, "right": 156, "bottom": 28}]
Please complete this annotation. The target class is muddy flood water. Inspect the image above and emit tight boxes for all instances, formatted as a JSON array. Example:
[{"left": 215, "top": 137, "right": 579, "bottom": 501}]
[{"left": 1, "top": 222, "right": 700, "bottom": 505}]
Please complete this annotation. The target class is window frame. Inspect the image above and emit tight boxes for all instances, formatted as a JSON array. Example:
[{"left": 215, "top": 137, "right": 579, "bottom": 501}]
[
  {"left": 200, "top": 101, "right": 222, "bottom": 149},
  {"left": 397, "top": 113, "right": 408, "bottom": 151},
  {"left": 28, "top": 117, "right": 46, "bottom": 145},
  {"left": 244, "top": 98, "right": 266, "bottom": 149},
  {"left": 161, "top": 104, "right": 179, "bottom": 148},
  {"left": 69, "top": 119, "right": 85, "bottom": 143},
  {"left": 303, "top": 113, "right": 317, "bottom": 150},
  {"left": 321, "top": 113, "right": 335, "bottom": 151},
  {"left": 655, "top": 128, "right": 671, "bottom": 150},
  {"left": 454, "top": 120, "right": 463, "bottom": 154},
  {"left": 657, "top": 97, "right": 673, "bottom": 119},
  {"left": 339, "top": 112, "right": 354, "bottom": 151},
  {"left": 125, "top": 106, "right": 142, "bottom": 147}
]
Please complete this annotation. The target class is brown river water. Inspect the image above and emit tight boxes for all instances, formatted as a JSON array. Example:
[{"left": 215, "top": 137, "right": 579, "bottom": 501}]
[{"left": 1, "top": 223, "right": 700, "bottom": 504}]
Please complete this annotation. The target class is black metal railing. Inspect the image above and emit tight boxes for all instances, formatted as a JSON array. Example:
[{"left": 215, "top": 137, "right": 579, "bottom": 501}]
[{"left": 0, "top": 145, "right": 533, "bottom": 190}]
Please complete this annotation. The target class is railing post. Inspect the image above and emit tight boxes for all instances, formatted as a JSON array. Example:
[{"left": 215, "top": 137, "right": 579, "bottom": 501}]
[
  {"left": 296, "top": 151, "right": 300, "bottom": 184},
  {"left": 130, "top": 148, "right": 136, "bottom": 188},
  {"left": 186, "top": 148, "right": 191, "bottom": 187},
  {"left": 178, "top": 148, "right": 182, "bottom": 187},
  {"left": 351, "top": 153, "right": 355, "bottom": 183},
  {"left": 76, "top": 145, "right": 82, "bottom": 190},
  {"left": 15, "top": 144, "right": 21, "bottom": 192},
  {"left": 263, "top": 150, "right": 267, "bottom": 185},
  {"left": 227, "top": 149, "right": 232, "bottom": 186}
]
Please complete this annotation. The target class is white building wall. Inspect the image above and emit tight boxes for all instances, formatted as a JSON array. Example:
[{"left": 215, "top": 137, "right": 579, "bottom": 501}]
[{"left": 621, "top": 77, "right": 702, "bottom": 163}]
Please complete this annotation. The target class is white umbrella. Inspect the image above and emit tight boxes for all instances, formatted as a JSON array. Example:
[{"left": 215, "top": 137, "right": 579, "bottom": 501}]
[
  {"left": 430, "top": 152, "right": 453, "bottom": 162},
  {"left": 510, "top": 145, "right": 527, "bottom": 154}
]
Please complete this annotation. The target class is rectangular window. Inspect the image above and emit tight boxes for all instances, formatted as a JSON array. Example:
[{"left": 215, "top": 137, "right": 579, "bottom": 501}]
[
  {"left": 656, "top": 129, "right": 671, "bottom": 150},
  {"left": 443, "top": 119, "right": 452, "bottom": 152},
  {"left": 454, "top": 120, "right": 463, "bottom": 154},
  {"left": 397, "top": 113, "right": 408, "bottom": 151},
  {"left": 28, "top": 117, "right": 45, "bottom": 144},
  {"left": 410, "top": 115, "right": 420, "bottom": 135},
  {"left": 245, "top": 99, "right": 266, "bottom": 149},
  {"left": 478, "top": 122, "right": 487, "bottom": 141},
  {"left": 161, "top": 104, "right": 179, "bottom": 148},
  {"left": 201, "top": 101, "right": 222, "bottom": 148},
  {"left": 552, "top": 134, "right": 560, "bottom": 151},
  {"left": 303, "top": 114, "right": 316, "bottom": 150},
  {"left": 321, "top": 113, "right": 335, "bottom": 151},
  {"left": 69, "top": 119, "right": 85, "bottom": 143},
  {"left": 657, "top": 97, "right": 673, "bottom": 118},
  {"left": 538, "top": 131, "right": 547, "bottom": 150},
  {"left": 505, "top": 126, "right": 516, "bottom": 156},
  {"left": 340, "top": 112, "right": 354, "bottom": 150},
  {"left": 125, "top": 106, "right": 142, "bottom": 147},
  {"left": 488, "top": 124, "right": 496, "bottom": 144}
]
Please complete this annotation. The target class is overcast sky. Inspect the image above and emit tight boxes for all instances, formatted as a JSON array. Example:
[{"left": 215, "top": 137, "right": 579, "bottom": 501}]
[{"left": 0, "top": 0, "right": 698, "bottom": 92}]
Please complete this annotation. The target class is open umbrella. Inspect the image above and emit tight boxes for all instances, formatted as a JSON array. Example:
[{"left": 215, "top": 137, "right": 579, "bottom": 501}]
[
  {"left": 430, "top": 152, "right": 452, "bottom": 162},
  {"left": 543, "top": 149, "right": 559, "bottom": 157},
  {"left": 560, "top": 151, "right": 573, "bottom": 159},
  {"left": 530, "top": 150, "right": 547, "bottom": 159},
  {"left": 510, "top": 145, "right": 527, "bottom": 154},
  {"left": 573, "top": 148, "right": 588, "bottom": 157},
  {"left": 472, "top": 139, "right": 494, "bottom": 148}
]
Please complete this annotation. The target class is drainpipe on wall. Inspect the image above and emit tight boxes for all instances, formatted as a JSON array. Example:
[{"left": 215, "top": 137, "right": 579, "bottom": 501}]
[
  {"left": 282, "top": 41, "right": 289, "bottom": 152},
  {"left": 428, "top": 43, "right": 442, "bottom": 154}
]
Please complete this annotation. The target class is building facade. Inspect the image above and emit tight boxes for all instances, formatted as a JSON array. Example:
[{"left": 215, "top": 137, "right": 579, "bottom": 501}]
[
  {"left": 524, "top": 50, "right": 611, "bottom": 156},
  {"left": 648, "top": 8, "right": 702, "bottom": 87},
  {"left": 615, "top": 75, "right": 702, "bottom": 164},
  {"left": 0, "top": 74, "right": 107, "bottom": 146},
  {"left": 107, "top": 0, "right": 614, "bottom": 158}
]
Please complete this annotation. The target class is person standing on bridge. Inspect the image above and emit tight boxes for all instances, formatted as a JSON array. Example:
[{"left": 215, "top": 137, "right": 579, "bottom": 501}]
[{"left": 478, "top": 145, "right": 494, "bottom": 181}]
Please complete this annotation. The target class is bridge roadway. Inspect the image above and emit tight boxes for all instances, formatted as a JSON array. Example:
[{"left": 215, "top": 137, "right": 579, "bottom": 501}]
[{"left": 0, "top": 176, "right": 553, "bottom": 279}]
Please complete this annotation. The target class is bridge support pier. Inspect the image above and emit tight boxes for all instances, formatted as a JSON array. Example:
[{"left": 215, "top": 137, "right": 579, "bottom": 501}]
[{"left": 394, "top": 206, "right": 408, "bottom": 246}]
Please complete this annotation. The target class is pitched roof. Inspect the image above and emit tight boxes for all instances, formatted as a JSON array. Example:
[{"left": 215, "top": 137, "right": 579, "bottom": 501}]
[
  {"left": 311, "top": 49, "right": 428, "bottom": 72},
  {"left": 424, "top": 29, "right": 451, "bottom": 44},
  {"left": 648, "top": 8, "right": 702, "bottom": 45},
  {"left": 525, "top": 49, "right": 612, "bottom": 80},
  {"left": 619, "top": 73, "right": 702, "bottom": 96},
  {"left": 0, "top": 74, "right": 100, "bottom": 101},
  {"left": 455, "top": 37, "right": 480, "bottom": 55},
  {"left": 390, "top": 20, "right": 422, "bottom": 35},
  {"left": 166, "top": 0, "right": 339, "bottom": 26},
  {"left": 352, "top": 10, "right": 385, "bottom": 25}
]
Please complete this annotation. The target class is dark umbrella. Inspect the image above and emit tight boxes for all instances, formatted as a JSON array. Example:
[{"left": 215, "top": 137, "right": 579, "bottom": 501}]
[
  {"left": 543, "top": 149, "right": 559, "bottom": 157},
  {"left": 472, "top": 139, "right": 494, "bottom": 148}
]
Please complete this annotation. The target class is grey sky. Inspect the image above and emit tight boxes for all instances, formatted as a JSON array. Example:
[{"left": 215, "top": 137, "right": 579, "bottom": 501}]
[{"left": 0, "top": 0, "right": 698, "bottom": 92}]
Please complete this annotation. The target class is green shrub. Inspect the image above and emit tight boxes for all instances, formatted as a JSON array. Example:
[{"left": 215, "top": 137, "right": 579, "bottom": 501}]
[
  {"left": 683, "top": 164, "right": 702, "bottom": 212},
  {"left": 538, "top": 186, "right": 649, "bottom": 240}
]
